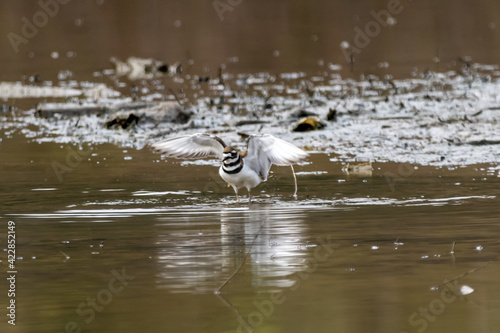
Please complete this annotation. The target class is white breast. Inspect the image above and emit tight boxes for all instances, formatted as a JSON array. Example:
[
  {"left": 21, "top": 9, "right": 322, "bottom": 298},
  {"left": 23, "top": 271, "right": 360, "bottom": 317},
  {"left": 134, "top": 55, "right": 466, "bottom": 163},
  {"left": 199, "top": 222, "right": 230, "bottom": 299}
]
[{"left": 219, "top": 163, "right": 262, "bottom": 191}]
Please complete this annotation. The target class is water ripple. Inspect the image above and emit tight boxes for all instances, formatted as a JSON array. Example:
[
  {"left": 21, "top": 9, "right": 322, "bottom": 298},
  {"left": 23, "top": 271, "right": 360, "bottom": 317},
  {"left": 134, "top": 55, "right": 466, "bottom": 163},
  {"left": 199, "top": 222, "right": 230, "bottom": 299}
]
[{"left": 9, "top": 194, "right": 495, "bottom": 220}]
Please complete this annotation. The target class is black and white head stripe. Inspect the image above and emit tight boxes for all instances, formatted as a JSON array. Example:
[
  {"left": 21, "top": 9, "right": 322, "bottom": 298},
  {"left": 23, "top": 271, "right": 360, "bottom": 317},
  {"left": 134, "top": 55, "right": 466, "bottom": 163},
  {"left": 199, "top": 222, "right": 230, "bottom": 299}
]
[
  {"left": 223, "top": 154, "right": 241, "bottom": 167},
  {"left": 222, "top": 151, "right": 243, "bottom": 174}
]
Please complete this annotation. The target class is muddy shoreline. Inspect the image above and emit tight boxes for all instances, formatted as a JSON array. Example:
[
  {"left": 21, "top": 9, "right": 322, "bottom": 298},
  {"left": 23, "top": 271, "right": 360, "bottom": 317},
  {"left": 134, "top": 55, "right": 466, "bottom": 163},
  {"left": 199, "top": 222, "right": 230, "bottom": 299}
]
[{"left": 1, "top": 60, "right": 499, "bottom": 166}]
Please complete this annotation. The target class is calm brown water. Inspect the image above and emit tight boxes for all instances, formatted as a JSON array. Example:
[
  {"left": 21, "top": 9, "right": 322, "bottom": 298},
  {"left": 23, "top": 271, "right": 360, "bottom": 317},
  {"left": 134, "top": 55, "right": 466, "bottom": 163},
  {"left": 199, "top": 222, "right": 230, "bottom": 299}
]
[
  {"left": 1, "top": 136, "right": 500, "bottom": 333},
  {"left": 1, "top": 0, "right": 500, "bottom": 82},
  {"left": 1, "top": 1, "right": 500, "bottom": 332}
]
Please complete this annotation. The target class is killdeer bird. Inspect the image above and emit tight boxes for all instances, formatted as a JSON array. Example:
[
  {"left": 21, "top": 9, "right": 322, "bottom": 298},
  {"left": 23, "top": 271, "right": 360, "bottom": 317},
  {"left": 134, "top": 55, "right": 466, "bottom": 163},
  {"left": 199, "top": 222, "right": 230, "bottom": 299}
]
[{"left": 151, "top": 133, "right": 308, "bottom": 202}]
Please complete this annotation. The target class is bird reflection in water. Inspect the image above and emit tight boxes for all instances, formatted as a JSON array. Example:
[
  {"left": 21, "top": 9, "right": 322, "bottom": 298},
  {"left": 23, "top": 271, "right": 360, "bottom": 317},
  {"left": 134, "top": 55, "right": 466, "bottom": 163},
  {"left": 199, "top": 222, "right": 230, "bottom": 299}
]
[{"left": 155, "top": 205, "right": 308, "bottom": 294}]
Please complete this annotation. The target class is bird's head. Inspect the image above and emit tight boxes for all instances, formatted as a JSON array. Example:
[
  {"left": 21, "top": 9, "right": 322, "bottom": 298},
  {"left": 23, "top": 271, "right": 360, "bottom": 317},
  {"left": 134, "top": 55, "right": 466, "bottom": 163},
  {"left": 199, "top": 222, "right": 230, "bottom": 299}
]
[{"left": 222, "top": 146, "right": 239, "bottom": 163}]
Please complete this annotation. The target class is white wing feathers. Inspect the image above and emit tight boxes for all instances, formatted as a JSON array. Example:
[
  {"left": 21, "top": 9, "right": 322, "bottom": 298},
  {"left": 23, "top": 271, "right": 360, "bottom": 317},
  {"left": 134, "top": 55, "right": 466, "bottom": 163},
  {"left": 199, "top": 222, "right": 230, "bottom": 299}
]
[
  {"left": 151, "top": 133, "right": 226, "bottom": 159},
  {"left": 245, "top": 134, "right": 308, "bottom": 181}
]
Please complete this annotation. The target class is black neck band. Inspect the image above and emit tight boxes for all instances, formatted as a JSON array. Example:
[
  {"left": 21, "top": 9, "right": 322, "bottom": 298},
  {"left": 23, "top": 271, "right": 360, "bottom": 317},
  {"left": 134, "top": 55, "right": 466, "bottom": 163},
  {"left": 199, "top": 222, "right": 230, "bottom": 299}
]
[{"left": 223, "top": 161, "right": 243, "bottom": 174}]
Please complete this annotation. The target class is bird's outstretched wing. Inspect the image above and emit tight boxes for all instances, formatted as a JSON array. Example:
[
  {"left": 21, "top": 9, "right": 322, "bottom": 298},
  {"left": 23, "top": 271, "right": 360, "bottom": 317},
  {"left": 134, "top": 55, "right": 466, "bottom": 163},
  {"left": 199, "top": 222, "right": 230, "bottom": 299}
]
[
  {"left": 244, "top": 134, "right": 308, "bottom": 181},
  {"left": 151, "top": 133, "right": 227, "bottom": 159}
]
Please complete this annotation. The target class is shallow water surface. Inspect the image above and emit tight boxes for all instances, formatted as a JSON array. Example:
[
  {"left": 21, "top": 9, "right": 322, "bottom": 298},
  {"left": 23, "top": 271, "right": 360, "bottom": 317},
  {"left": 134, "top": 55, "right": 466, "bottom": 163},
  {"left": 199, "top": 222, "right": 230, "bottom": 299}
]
[
  {"left": 1, "top": 137, "right": 500, "bottom": 333},
  {"left": 1, "top": 1, "right": 500, "bottom": 331}
]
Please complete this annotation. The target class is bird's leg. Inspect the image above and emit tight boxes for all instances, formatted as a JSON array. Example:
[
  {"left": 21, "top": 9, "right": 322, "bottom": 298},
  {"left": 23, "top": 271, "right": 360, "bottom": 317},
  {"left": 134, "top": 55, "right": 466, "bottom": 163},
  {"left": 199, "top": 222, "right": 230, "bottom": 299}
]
[
  {"left": 232, "top": 186, "right": 240, "bottom": 203},
  {"left": 291, "top": 165, "right": 298, "bottom": 198},
  {"left": 247, "top": 188, "right": 251, "bottom": 203}
]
